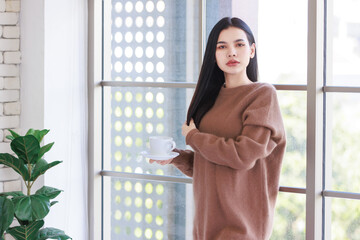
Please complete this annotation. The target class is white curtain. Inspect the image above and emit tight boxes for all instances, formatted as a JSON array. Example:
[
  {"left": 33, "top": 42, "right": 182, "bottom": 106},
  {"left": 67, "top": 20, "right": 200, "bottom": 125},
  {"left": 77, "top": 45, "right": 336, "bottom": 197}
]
[{"left": 43, "top": 0, "right": 88, "bottom": 239}]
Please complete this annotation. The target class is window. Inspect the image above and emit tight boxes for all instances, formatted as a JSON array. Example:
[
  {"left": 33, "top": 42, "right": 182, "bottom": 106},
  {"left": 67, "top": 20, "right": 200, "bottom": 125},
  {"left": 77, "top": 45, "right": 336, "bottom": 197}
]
[
  {"left": 99, "top": 1, "right": 200, "bottom": 239},
  {"left": 88, "top": 0, "right": 360, "bottom": 239},
  {"left": 323, "top": 0, "right": 360, "bottom": 239}
]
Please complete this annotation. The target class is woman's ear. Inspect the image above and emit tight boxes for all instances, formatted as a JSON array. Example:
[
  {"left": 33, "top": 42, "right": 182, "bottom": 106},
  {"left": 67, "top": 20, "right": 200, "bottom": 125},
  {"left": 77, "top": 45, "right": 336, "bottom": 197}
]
[{"left": 250, "top": 43, "right": 256, "bottom": 58}]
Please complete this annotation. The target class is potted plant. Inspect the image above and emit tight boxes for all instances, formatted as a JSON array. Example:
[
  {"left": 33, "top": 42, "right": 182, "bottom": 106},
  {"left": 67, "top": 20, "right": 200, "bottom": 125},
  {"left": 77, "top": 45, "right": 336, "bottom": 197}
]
[{"left": 0, "top": 129, "right": 71, "bottom": 240}]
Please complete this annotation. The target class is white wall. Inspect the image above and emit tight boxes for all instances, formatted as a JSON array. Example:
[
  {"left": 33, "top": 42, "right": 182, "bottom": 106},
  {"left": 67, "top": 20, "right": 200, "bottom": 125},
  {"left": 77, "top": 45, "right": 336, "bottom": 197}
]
[
  {"left": 20, "top": 0, "right": 88, "bottom": 239},
  {"left": 20, "top": 0, "right": 45, "bottom": 193},
  {"left": 43, "top": 1, "right": 88, "bottom": 239}
]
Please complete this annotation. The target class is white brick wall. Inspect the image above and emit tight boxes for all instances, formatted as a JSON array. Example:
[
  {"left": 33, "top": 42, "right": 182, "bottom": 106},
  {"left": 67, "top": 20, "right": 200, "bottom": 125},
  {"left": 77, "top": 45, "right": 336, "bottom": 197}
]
[
  {"left": 0, "top": 167, "right": 19, "bottom": 181},
  {"left": 0, "top": 116, "right": 19, "bottom": 129},
  {"left": 4, "top": 77, "right": 19, "bottom": 89},
  {"left": 4, "top": 51, "right": 20, "bottom": 64},
  {"left": 0, "top": 142, "right": 11, "bottom": 153},
  {"left": 0, "top": 64, "right": 19, "bottom": 76},
  {"left": 3, "top": 26, "right": 20, "bottom": 38},
  {"left": 0, "top": 39, "right": 19, "bottom": 51},
  {"left": 0, "top": 13, "right": 18, "bottom": 25},
  {"left": 0, "top": 89, "right": 19, "bottom": 101},
  {"left": 0, "top": 0, "right": 5, "bottom": 12},
  {"left": 5, "top": 1, "right": 20, "bottom": 13},
  {"left": 0, "top": 0, "right": 21, "bottom": 197},
  {"left": 4, "top": 101, "right": 20, "bottom": 115},
  {"left": 4, "top": 179, "right": 21, "bottom": 192}
]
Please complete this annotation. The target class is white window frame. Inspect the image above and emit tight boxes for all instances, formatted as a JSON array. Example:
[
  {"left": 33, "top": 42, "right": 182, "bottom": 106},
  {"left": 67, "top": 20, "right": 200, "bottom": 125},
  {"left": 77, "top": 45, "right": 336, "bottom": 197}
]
[{"left": 88, "top": 0, "right": 360, "bottom": 239}]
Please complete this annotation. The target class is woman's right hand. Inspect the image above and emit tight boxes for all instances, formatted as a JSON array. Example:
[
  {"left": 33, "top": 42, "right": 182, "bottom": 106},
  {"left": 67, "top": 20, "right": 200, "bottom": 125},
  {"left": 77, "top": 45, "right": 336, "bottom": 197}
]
[
  {"left": 149, "top": 159, "right": 173, "bottom": 165},
  {"left": 182, "top": 119, "right": 197, "bottom": 137}
]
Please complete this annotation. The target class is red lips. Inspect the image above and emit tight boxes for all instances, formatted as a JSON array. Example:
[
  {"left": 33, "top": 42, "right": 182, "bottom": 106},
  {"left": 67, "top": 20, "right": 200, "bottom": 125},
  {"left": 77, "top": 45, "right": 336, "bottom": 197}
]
[{"left": 226, "top": 59, "right": 240, "bottom": 66}]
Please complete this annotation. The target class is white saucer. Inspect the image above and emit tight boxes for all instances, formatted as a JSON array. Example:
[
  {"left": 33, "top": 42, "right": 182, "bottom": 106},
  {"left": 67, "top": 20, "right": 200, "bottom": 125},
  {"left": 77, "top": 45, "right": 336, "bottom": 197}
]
[{"left": 140, "top": 150, "right": 179, "bottom": 161}]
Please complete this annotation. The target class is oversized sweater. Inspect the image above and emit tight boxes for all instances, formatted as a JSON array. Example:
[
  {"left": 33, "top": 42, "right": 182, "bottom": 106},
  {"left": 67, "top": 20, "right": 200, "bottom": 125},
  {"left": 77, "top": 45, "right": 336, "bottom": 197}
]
[{"left": 171, "top": 82, "right": 286, "bottom": 240}]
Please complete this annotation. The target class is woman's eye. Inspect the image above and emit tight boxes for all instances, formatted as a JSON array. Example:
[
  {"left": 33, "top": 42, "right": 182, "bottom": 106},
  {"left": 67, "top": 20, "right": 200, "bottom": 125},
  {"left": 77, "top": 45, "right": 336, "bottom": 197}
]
[
  {"left": 237, "top": 43, "right": 245, "bottom": 47},
  {"left": 217, "top": 45, "right": 225, "bottom": 49}
]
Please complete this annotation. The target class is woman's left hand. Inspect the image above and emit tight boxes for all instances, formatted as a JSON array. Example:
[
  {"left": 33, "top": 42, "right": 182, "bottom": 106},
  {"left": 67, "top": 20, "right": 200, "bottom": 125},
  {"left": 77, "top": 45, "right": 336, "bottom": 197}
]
[{"left": 182, "top": 119, "right": 197, "bottom": 137}]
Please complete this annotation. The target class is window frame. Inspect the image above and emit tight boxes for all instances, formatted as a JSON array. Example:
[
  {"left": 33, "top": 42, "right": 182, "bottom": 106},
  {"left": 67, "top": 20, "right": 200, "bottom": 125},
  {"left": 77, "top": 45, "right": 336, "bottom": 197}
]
[{"left": 88, "top": 0, "right": 360, "bottom": 239}]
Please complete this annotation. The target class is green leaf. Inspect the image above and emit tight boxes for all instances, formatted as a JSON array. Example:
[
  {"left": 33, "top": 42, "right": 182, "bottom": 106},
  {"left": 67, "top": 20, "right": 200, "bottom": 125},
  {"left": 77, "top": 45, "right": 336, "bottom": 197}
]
[
  {"left": 35, "top": 186, "right": 62, "bottom": 200},
  {"left": 50, "top": 201, "right": 58, "bottom": 207},
  {"left": 30, "top": 159, "right": 62, "bottom": 181},
  {"left": 0, "top": 153, "right": 30, "bottom": 181},
  {"left": 7, "top": 220, "right": 44, "bottom": 240},
  {"left": 6, "top": 129, "right": 20, "bottom": 141},
  {"left": 38, "top": 142, "right": 54, "bottom": 160},
  {"left": 26, "top": 129, "right": 50, "bottom": 143},
  {"left": 37, "top": 228, "right": 71, "bottom": 240},
  {"left": 10, "top": 135, "right": 40, "bottom": 165},
  {"left": 0, "top": 191, "right": 25, "bottom": 198},
  {"left": 9, "top": 129, "right": 20, "bottom": 138},
  {"left": 0, "top": 196, "right": 14, "bottom": 237},
  {"left": 30, "top": 159, "right": 47, "bottom": 180},
  {"left": 12, "top": 195, "right": 50, "bottom": 222},
  {"left": 25, "top": 129, "right": 36, "bottom": 136},
  {"left": 5, "top": 135, "right": 15, "bottom": 141}
]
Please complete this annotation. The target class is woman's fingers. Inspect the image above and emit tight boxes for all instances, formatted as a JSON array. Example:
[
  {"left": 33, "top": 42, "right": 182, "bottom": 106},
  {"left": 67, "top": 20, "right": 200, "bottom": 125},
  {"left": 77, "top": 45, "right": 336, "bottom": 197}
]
[
  {"left": 149, "top": 159, "right": 173, "bottom": 165},
  {"left": 161, "top": 159, "right": 173, "bottom": 165},
  {"left": 182, "top": 119, "right": 197, "bottom": 137}
]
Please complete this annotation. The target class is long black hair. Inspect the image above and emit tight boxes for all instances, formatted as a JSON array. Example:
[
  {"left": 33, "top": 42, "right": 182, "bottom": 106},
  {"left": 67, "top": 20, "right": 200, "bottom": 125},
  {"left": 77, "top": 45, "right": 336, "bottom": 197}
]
[{"left": 186, "top": 17, "right": 258, "bottom": 127}]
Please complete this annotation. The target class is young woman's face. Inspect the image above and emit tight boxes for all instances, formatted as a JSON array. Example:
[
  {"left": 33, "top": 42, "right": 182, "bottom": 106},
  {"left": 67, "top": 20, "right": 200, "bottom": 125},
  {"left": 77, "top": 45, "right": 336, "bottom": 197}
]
[{"left": 215, "top": 27, "right": 255, "bottom": 77}]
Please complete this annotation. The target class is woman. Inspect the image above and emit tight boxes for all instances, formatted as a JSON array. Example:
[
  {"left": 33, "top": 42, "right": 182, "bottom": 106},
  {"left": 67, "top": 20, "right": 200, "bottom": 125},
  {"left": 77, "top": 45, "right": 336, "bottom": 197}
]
[{"left": 151, "top": 17, "right": 286, "bottom": 240}]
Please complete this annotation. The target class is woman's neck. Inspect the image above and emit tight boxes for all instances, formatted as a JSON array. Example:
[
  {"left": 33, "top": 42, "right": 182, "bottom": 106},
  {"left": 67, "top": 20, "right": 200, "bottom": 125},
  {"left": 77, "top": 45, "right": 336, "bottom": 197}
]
[{"left": 224, "top": 72, "right": 252, "bottom": 88}]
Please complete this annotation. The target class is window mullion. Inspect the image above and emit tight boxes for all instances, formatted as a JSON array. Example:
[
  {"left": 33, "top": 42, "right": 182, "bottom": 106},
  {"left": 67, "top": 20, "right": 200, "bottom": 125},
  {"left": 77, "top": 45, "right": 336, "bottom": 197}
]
[
  {"left": 306, "top": 0, "right": 325, "bottom": 239},
  {"left": 88, "top": 0, "right": 104, "bottom": 240},
  {"left": 199, "top": 0, "right": 206, "bottom": 65},
  {"left": 100, "top": 80, "right": 308, "bottom": 91}
]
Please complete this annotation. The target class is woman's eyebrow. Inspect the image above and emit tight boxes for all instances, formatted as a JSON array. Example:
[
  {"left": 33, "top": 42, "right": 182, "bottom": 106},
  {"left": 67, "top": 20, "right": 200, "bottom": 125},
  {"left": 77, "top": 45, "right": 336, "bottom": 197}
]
[{"left": 217, "top": 39, "right": 245, "bottom": 44}]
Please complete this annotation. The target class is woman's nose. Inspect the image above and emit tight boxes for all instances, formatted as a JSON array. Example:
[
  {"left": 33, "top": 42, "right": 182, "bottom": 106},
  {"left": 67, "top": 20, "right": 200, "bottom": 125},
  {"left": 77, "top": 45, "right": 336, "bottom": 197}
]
[{"left": 228, "top": 48, "right": 236, "bottom": 57}]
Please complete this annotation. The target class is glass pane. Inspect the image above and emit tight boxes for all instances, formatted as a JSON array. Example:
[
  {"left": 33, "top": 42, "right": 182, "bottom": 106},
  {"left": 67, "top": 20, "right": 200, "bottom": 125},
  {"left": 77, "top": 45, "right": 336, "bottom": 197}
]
[
  {"left": 103, "top": 86, "right": 194, "bottom": 178},
  {"left": 205, "top": 1, "right": 259, "bottom": 39},
  {"left": 328, "top": 0, "right": 360, "bottom": 86},
  {"left": 258, "top": 0, "right": 307, "bottom": 84},
  {"left": 271, "top": 192, "right": 305, "bottom": 239},
  {"left": 327, "top": 93, "right": 360, "bottom": 192},
  {"left": 206, "top": 0, "right": 232, "bottom": 37},
  {"left": 104, "top": 177, "right": 194, "bottom": 239},
  {"left": 278, "top": 91, "right": 307, "bottom": 188},
  {"left": 104, "top": 0, "right": 200, "bottom": 82},
  {"left": 327, "top": 198, "right": 360, "bottom": 240},
  {"left": 205, "top": 0, "right": 308, "bottom": 85}
]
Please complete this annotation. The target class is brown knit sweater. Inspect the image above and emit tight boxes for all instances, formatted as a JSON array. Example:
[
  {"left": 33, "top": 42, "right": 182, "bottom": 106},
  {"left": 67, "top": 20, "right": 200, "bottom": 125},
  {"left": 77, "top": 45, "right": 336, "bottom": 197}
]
[{"left": 171, "top": 82, "right": 286, "bottom": 240}]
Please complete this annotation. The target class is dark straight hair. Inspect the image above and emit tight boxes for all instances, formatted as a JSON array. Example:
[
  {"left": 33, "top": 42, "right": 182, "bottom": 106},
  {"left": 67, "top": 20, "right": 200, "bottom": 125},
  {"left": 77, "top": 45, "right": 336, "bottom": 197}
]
[{"left": 186, "top": 17, "right": 258, "bottom": 127}]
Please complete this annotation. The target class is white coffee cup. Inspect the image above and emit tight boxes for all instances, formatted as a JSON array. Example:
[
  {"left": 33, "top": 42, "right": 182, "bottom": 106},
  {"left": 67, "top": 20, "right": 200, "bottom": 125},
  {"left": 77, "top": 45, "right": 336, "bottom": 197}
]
[{"left": 149, "top": 136, "right": 176, "bottom": 156}]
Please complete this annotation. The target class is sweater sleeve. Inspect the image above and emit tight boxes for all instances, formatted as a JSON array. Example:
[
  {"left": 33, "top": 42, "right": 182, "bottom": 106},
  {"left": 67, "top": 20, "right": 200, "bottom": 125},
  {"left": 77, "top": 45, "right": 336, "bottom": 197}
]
[
  {"left": 170, "top": 148, "right": 194, "bottom": 177},
  {"left": 185, "top": 85, "right": 285, "bottom": 170}
]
